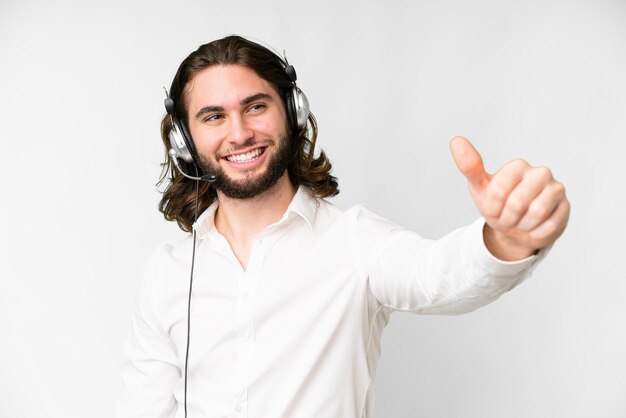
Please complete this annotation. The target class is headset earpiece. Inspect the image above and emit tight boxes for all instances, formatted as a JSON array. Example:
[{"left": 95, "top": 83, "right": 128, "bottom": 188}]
[
  {"left": 284, "top": 85, "right": 309, "bottom": 133},
  {"left": 281, "top": 60, "right": 309, "bottom": 133},
  {"left": 168, "top": 120, "right": 195, "bottom": 164},
  {"left": 292, "top": 87, "right": 309, "bottom": 131},
  {"left": 164, "top": 89, "right": 199, "bottom": 166}
]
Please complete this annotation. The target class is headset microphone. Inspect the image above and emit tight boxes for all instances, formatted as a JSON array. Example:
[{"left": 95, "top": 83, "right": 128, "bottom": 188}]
[{"left": 168, "top": 148, "right": 217, "bottom": 183}]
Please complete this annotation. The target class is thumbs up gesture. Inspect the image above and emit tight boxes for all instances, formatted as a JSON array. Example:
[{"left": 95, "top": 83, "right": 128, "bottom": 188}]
[{"left": 450, "top": 136, "right": 570, "bottom": 261}]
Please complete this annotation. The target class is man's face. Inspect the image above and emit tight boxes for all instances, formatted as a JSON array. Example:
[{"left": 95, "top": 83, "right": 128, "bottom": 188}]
[{"left": 185, "top": 64, "right": 292, "bottom": 199}]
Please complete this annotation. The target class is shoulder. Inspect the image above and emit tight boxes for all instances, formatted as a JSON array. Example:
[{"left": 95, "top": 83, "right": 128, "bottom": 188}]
[
  {"left": 138, "top": 234, "right": 195, "bottom": 297},
  {"left": 145, "top": 234, "right": 194, "bottom": 270},
  {"left": 312, "top": 197, "right": 404, "bottom": 240}
]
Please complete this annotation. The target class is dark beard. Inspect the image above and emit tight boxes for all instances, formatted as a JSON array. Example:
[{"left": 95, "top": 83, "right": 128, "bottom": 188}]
[{"left": 198, "top": 134, "right": 292, "bottom": 199}]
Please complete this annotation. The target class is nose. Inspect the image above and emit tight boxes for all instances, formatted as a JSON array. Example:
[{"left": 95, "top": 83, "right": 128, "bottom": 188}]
[{"left": 227, "top": 114, "right": 254, "bottom": 144}]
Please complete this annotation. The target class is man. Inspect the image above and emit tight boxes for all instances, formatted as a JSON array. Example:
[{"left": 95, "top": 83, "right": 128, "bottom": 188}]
[{"left": 119, "top": 36, "right": 569, "bottom": 418}]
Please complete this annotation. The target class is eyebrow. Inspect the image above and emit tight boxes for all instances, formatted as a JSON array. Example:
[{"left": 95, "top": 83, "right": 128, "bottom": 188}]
[{"left": 194, "top": 92, "right": 274, "bottom": 120}]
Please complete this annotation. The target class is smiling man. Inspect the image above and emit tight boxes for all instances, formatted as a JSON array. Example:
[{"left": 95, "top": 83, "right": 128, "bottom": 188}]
[{"left": 118, "top": 36, "right": 569, "bottom": 418}]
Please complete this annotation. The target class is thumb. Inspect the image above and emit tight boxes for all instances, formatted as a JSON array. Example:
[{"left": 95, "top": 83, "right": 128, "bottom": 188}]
[{"left": 450, "top": 136, "right": 490, "bottom": 191}]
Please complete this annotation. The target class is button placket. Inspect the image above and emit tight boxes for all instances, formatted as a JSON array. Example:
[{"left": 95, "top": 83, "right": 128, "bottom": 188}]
[
  {"left": 230, "top": 267, "right": 250, "bottom": 412},
  {"left": 231, "top": 389, "right": 247, "bottom": 417},
  {"left": 232, "top": 246, "right": 260, "bottom": 416},
  {"left": 231, "top": 230, "right": 275, "bottom": 415}
]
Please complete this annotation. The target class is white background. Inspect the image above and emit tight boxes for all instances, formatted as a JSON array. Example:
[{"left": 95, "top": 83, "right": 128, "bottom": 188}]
[{"left": 1, "top": 0, "right": 625, "bottom": 417}]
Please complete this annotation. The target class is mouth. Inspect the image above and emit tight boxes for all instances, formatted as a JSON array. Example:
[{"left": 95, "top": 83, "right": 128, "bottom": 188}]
[{"left": 223, "top": 147, "right": 267, "bottom": 163}]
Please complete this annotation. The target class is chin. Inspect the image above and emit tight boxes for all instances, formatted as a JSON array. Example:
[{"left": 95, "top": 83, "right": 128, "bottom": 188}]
[{"left": 215, "top": 168, "right": 288, "bottom": 200}]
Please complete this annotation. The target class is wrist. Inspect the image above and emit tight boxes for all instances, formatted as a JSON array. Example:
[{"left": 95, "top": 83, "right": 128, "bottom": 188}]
[{"left": 483, "top": 224, "right": 536, "bottom": 261}]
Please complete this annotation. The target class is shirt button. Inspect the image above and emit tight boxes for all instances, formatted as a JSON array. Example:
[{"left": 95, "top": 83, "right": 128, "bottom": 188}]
[
  {"left": 242, "top": 291, "right": 250, "bottom": 300},
  {"left": 234, "top": 403, "right": 242, "bottom": 413}
]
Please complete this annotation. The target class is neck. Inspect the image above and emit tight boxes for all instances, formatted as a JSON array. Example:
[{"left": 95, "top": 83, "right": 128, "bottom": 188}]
[{"left": 214, "top": 172, "right": 296, "bottom": 269}]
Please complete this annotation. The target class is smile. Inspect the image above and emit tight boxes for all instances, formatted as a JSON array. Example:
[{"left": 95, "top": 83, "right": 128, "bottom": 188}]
[{"left": 224, "top": 147, "right": 266, "bottom": 163}]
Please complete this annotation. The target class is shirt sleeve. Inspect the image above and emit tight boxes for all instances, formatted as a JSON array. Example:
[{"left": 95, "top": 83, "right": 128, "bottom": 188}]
[
  {"left": 353, "top": 209, "right": 546, "bottom": 315},
  {"left": 117, "top": 248, "right": 181, "bottom": 418}
]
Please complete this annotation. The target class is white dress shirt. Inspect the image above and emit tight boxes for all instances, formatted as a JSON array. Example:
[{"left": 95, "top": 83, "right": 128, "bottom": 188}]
[{"left": 118, "top": 187, "right": 543, "bottom": 418}]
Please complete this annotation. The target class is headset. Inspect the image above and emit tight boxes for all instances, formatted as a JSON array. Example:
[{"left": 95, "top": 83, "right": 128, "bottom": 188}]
[
  {"left": 162, "top": 38, "right": 310, "bottom": 417},
  {"left": 163, "top": 44, "right": 310, "bottom": 183}
]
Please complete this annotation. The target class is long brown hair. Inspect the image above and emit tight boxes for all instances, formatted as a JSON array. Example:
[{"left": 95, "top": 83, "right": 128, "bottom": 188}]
[{"left": 158, "top": 35, "right": 339, "bottom": 232}]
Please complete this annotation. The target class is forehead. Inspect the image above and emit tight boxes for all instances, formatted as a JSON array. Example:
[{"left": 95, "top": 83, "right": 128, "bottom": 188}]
[{"left": 185, "top": 64, "right": 280, "bottom": 113}]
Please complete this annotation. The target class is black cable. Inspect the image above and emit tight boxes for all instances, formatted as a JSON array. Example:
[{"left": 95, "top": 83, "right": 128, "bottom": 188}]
[{"left": 184, "top": 176, "right": 201, "bottom": 418}]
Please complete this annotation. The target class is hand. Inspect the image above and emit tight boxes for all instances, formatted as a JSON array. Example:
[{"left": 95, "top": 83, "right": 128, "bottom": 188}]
[{"left": 450, "top": 136, "right": 570, "bottom": 261}]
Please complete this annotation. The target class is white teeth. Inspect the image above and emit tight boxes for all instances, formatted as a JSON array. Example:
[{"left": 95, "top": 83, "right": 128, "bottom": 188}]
[{"left": 226, "top": 148, "right": 263, "bottom": 162}]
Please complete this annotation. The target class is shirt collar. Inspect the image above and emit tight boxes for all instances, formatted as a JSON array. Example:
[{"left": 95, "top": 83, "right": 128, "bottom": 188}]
[
  {"left": 192, "top": 186, "right": 318, "bottom": 239},
  {"left": 192, "top": 199, "right": 219, "bottom": 239},
  {"left": 285, "top": 186, "right": 317, "bottom": 230}
]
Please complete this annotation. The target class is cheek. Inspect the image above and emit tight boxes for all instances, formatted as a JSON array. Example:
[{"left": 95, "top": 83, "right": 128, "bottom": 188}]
[
  {"left": 192, "top": 132, "right": 223, "bottom": 159},
  {"left": 253, "top": 111, "right": 288, "bottom": 136},
  {"left": 251, "top": 120, "right": 273, "bottom": 133}
]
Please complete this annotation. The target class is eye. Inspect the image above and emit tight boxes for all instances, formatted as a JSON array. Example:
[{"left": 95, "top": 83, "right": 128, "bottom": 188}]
[
  {"left": 204, "top": 114, "right": 223, "bottom": 123},
  {"left": 248, "top": 103, "right": 266, "bottom": 113}
]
